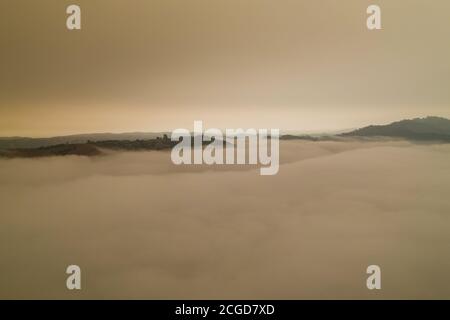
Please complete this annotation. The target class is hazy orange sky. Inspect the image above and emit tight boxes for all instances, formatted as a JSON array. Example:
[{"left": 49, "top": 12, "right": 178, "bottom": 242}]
[{"left": 1, "top": 0, "right": 449, "bottom": 137}]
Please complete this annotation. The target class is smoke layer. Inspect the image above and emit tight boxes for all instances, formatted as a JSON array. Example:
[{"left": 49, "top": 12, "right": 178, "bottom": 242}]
[{"left": 1, "top": 140, "right": 449, "bottom": 299}]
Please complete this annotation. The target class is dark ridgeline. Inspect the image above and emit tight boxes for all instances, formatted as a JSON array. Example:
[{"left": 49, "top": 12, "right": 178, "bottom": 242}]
[
  {"left": 341, "top": 116, "right": 450, "bottom": 142},
  {"left": 91, "top": 134, "right": 175, "bottom": 151},
  {"left": 1, "top": 117, "right": 450, "bottom": 158},
  {"left": 0, "top": 132, "right": 169, "bottom": 150},
  {"left": 0, "top": 134, "right": 228, "bottom": 158},
  {"left": 0, "top": 135, "right": 175, "bottom": 158}
]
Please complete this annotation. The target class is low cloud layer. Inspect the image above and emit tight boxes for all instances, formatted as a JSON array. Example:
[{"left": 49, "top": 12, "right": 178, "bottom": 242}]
[{"left": 1, "top": 140, "right": 450, "bottom": 298}]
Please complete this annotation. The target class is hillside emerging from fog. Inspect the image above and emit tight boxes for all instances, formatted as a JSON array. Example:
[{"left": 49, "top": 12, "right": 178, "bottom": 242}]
[
  {"left": 1, "top": 117, "right": 450, "bottom": 158},
  {"left": 341, "top": 116, "right": 450, "bottom": 141},
  {"left": 0, "top": 132, "right": 169, "bottom": 149},
  {"left": 0, "top": 136, "right": 176, "bottom": 158}
]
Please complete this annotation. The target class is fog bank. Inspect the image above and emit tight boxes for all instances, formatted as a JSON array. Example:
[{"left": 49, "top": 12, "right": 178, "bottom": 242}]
[{"left": 1, "top": 140, "right": 450, "bottom": 299}]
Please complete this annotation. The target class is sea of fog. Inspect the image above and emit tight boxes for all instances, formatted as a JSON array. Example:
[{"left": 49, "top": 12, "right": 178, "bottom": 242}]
[{"left": 1, "top": 140, "right": 450, "bottom": 299}]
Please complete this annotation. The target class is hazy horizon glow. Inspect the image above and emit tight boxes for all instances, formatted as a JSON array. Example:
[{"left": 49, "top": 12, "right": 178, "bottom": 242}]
[{"left": 1, "top": 0, "right": 449, "bottom": 137}]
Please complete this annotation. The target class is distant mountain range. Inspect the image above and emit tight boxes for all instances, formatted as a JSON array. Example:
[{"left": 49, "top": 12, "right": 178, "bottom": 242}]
[
  {"left": 0, "top": 132, "right": 168, "bottom": 149},
  {"left": 1, "top": 116, "right": 449, "bottom": 158},
  {"left": 341, "top": 116, "right": 450, "bottom": 141}
]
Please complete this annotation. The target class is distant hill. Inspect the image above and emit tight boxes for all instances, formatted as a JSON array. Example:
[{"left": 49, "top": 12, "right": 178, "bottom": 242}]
[
  {"left": 0, "top": 143, "right": 103, "bottom": 158},
  {"left": 280, "top": 135, "right": 321, "bottom": 141},
  {"left": 0, "top": 135, "right": 226, "bottom": 158},
  {"left": 0, "top": 132, "right": 169, "bottom": 150},
  {"left": 341, "top": 116, "right": 450, "bottom": 142},
  {"left": 0, "top": 136, "right": 177, "bottom": 158}
]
